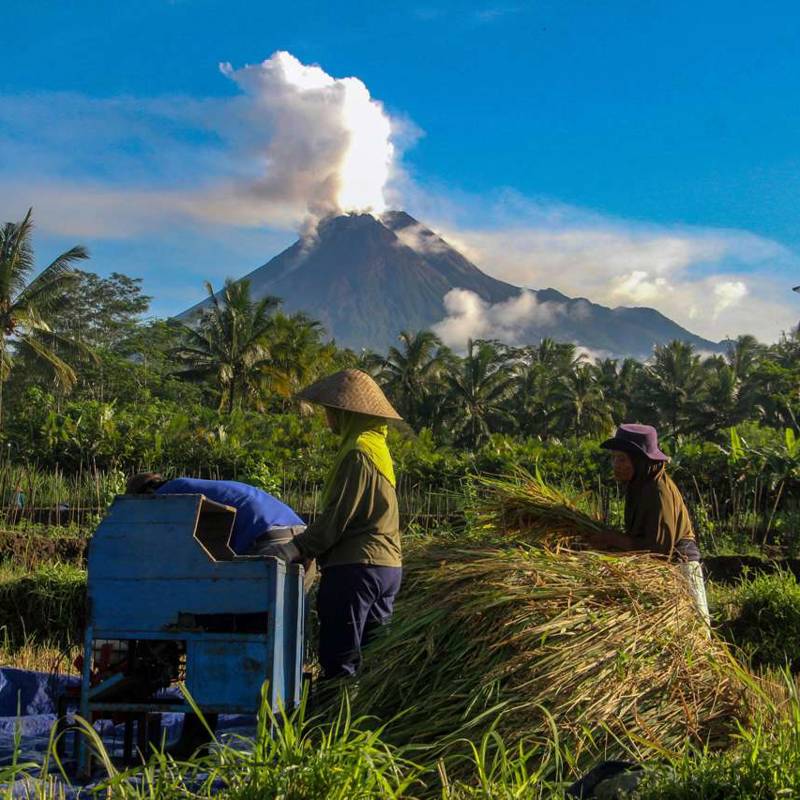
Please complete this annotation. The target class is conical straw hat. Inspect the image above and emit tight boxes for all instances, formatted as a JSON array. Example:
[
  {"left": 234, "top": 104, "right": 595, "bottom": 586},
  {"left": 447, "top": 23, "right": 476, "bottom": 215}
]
[{"left": 297, "top": 369, "right": 402, "bottom": 420}]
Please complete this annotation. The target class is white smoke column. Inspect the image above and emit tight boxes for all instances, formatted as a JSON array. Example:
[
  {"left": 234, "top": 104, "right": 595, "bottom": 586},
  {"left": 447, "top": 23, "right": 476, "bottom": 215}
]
[{"left": 220, "top": 51, "right": 394, "bottom": 219}]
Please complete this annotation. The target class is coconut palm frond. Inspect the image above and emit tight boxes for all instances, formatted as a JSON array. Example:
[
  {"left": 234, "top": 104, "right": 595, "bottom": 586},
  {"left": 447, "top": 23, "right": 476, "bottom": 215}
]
[
  {"left": 0, "top": 210, "right": 91, "bottom": 408},
  {"left": 16, "top": 333, "right": 78, "bottom": 391},
  {"left": 33, "top": 327, "right": 99, "bottom": 365},
  {"left": 14, "top": 259, "right": 84, "bottom": 310},
  {"left": 0, "top": 210, "right": 35, "bottom": 299}
]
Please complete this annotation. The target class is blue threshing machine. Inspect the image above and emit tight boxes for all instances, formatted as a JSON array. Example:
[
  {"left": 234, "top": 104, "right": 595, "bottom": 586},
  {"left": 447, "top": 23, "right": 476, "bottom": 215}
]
[{"left": 75, "top": 493, "right": 305, "bottom": 771}]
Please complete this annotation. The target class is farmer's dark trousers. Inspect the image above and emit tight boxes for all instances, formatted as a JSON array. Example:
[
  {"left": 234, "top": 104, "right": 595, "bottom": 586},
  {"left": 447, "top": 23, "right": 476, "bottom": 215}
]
[{"left": 317, "top": 564, "right": 403, "bottom": 680}]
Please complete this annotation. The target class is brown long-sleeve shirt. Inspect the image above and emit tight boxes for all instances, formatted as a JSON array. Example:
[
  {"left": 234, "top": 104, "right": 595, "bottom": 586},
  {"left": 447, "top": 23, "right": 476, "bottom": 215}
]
[
  {"left": 626, "top": 470, "right": 697, "bottom": 560},
  {"left": 293, "top": 451, "right": 402, "bottom": 569}
]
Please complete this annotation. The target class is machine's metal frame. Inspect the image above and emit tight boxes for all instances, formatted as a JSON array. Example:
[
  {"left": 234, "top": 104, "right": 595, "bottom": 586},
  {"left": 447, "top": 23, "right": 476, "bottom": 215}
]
[{"left": 76, "top": 493, "right": 305, "bottom": 773}]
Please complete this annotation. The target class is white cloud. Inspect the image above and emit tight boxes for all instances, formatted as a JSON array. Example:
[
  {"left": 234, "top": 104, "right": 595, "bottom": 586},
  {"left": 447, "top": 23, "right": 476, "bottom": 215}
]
[
  {"left": 713, "top": 280, "right": 748, "bottom": 315},
  {"left": 419, "top": 198, "right": 799, "bottom": 343},
  {"left": 433, "top": 288, "right": 580, "bottom": 351},
  {"left": 611, "top": 270, "right": 670, "bottom": 304},
  {"left": 0, "top": 52, "right": 401, "bottom": 235}
]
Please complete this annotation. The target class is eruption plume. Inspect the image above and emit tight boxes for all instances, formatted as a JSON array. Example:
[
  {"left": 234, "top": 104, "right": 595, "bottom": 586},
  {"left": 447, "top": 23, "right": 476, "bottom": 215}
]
[{"left": 220, "top": 51, "right": 394, "bottom": 223}]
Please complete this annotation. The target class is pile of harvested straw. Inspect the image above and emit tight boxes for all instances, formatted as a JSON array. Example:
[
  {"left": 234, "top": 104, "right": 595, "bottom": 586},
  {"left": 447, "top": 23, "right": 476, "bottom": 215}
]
[
  {"left": 353, "top": 544, "right": 749, "bottom": 766},
  {"left": 347, "top": 473, "right": 752, "bottom": 768}
]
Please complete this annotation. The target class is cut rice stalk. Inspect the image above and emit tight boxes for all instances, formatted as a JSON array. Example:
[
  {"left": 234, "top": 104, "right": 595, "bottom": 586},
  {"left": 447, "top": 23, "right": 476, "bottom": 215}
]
[{"left": 472, "top": 469, "right": 616, "bottom": 546}]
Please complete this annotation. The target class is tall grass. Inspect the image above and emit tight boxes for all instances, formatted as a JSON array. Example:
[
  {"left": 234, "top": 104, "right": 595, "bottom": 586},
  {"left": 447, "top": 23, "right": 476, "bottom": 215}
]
[
  {"left": 1, "top": 680, "right": 799, "bottom": 799},
  {"left": 0, "top": 690, "right": 423, "bottom": 799},
  {"left": 0, "top": 638, "right": 79, "bottom": 673},
  {"left": 0, "top": 463, "right": 124, "bottom": 533},
  {"left": 438, "top": 726, "right": 567, "bottom": 799}
]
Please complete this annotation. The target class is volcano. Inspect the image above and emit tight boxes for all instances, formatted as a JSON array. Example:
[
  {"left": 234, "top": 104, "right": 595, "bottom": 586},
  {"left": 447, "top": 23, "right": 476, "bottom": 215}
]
[{"left": 182, "top": 211, "right": 721, "bottom": 358}]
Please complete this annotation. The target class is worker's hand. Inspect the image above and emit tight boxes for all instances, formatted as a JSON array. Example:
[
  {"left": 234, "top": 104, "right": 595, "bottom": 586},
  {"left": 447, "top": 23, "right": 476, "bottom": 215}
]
[
  {"left": 587, "top": 532, "right": 616, "bottom": 550},
  {"left": 588, "top": 531, "right": 634, "bottom": 552},
  {"left": 251, "top": 539, "right": 303, "bottom": 563}
]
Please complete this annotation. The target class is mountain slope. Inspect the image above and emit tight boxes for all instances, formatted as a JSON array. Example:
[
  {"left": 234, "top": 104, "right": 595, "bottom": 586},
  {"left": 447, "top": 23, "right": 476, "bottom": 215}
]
[{"left": 182, "top": 211, "right": 722, "bottom": 358}]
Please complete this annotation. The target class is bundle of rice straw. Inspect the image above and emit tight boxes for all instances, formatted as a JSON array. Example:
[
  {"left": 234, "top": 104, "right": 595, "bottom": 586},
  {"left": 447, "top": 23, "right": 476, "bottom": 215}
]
[
  {"left": 352, "top": 544, "right": 750, "bottom": 768},
  {"left": 471, "top": 469, "right": 616, "bottom": 546}
]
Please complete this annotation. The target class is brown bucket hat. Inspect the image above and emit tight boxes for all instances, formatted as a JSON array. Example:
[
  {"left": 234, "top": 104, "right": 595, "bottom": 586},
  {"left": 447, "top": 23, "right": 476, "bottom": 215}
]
[{"left": 297, "top": 369, "right": 402, "bottom": 420}]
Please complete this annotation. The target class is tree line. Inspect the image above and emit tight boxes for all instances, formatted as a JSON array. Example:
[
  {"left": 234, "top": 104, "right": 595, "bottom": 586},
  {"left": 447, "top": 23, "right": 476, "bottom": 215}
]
[{"left": 2, "top": 210, "right": 799, "bottom": 455}]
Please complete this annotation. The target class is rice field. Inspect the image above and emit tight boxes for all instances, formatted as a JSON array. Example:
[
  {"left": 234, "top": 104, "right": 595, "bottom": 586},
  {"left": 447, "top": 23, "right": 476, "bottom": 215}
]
[{"left": 2, "top": 470, "right": 800, "bottom": 797}]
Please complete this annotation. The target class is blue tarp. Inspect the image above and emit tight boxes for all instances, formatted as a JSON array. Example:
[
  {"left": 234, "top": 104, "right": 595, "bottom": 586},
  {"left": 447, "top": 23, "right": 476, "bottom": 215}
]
[{"left": 0, "top": 667, "right": 256, "bottom": 797}]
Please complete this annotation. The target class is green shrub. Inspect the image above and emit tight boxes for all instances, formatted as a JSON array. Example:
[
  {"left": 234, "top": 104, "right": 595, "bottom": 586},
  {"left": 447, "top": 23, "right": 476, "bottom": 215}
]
[
  {"left": 0, "top": 562, "right": 86, "bottom": 650},
  {"left": 717, "top": 570, "right": 800, "bottom": 670}
]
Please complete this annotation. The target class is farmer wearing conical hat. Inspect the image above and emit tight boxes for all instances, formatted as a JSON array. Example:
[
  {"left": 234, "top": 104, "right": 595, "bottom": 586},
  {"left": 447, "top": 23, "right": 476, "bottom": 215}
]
[
  {"left": 255, "top": 369, "right": 403, "bottom": 681},
  {"left": 596, "top": 424, "right": 710, "bottom": 626}
]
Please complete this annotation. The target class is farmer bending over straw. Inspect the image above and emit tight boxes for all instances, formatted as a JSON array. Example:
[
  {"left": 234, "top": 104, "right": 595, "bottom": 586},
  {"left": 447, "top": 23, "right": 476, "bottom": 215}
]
[
  {"left": 255, "top": 369, "right": 403, "bottom": 684},
  {"left": 594, "top": 424, "right": 711, "bottom": 627}
]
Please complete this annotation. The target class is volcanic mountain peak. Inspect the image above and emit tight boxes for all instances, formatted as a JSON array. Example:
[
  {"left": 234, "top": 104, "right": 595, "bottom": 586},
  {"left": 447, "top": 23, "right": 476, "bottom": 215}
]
[{"left": 182, "top": 210, "right": 722, "bottom": 358}]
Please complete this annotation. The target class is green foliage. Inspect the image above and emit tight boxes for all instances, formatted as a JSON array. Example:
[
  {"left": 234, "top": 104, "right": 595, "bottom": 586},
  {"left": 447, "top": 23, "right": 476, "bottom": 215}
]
[
  {"left": 0, "top": 561, "right": 85, "bottom": 650},
  {"left": 52, "top": 269, "right": 151, "bottom": 352},
  {"left": 0, "top": 209, "right": 92, "bottom": 416},
  {"left": 2, "top": 386, "right": 336, "bottom": 480},
  {"left": 715, "top": 571, "right": 800, "bottom": 670},
  {"left": 1, "top": 263, "right": 798, "bottom": 554},
  {"left": 0, "top": 691, "right": 423, "bottom": 799},
  {"left": 239, "top": 457, "right": 283, "bottom": 497}
]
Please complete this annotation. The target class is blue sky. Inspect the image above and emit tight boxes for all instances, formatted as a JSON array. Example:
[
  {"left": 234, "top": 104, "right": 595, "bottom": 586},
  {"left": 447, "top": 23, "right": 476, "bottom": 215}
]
[{"left": 1, "top": 0, "right": 799, "bottom": 343}]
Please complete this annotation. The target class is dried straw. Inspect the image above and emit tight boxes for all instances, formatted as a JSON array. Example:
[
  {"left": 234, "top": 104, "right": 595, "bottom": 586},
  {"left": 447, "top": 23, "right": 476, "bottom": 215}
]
[{"left": 353, "top": 544, "right": 750, "bottom": 768}]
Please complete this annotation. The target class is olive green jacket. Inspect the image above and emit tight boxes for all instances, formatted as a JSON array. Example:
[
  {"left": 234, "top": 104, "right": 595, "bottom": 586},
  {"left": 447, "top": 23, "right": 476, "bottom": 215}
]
[{"left": 293, "top": 451, "right": 402, "bottom": 568}]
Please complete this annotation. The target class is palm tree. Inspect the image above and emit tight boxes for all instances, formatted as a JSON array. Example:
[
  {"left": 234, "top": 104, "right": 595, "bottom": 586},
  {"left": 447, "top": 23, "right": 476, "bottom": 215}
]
[
  {"left": 726, "top": 335, "right": 765, "bottom": 378},
  {"left": 441, "top": 339, "right": 518, "bottom": 447},
  {"left": 0, "top": 209, "right": 89, "bottom": 426},
  {"left": 515, "top": 360, "right": 561, "bottom": 439},
  {"left": 266, "top": 312, "right": 332, "bottom": 398},
  {"left": 554, "top": 363, "right": 614, "bottom": 438},
  {"left": 513, "top": 340, "right": 585, "bottom": 439},
  {"left": 743, "top": 335, "right": 800, "bottom": 431},
  {"left": 698, "top": 357, "right": 742, "bottom": 433},
  {"left": 376, "top": 330, "right": 448, "bottom": 429},
  {"left": 527, "top": 338, "right": 583, "bottom": 373},
  {"left": 642, "top": 340, "right": 706, "bottom": 436},
  {"left": 171, "top": 279, "right": 282, "bottom": 412}
]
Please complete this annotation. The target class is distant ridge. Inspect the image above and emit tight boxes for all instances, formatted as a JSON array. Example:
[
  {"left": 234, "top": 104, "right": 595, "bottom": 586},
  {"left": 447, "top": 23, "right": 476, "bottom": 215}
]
[{"left": 181, "top": 211, "right": 722, "bottom": 359}]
